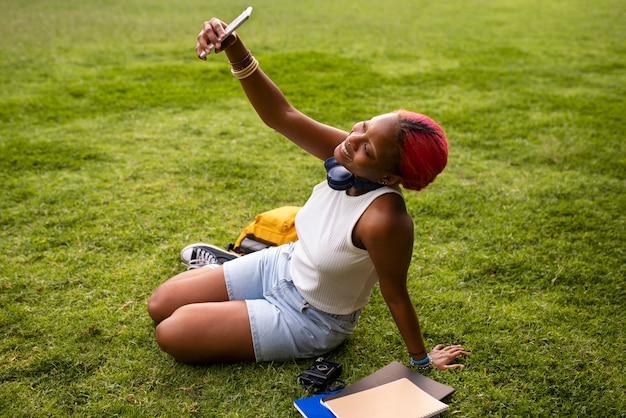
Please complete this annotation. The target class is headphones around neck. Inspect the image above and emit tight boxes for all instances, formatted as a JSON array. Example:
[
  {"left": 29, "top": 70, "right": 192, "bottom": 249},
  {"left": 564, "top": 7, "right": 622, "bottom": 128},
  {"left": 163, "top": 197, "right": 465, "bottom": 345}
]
[{"left": 324, "top": 157, "right": 385, "bottom": 191}]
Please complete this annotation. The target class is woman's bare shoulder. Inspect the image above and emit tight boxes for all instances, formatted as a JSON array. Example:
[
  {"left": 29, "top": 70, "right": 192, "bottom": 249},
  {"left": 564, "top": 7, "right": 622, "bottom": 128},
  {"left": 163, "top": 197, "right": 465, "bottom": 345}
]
[{"left": 355, "top": 192, "right": 414, "bottom": 249}]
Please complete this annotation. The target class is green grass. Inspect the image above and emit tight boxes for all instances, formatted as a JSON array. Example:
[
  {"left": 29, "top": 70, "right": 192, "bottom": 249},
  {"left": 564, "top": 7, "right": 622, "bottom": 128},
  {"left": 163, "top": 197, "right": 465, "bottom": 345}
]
[{"left": 1, "top": 0, "right": 624, "bottom": 416}]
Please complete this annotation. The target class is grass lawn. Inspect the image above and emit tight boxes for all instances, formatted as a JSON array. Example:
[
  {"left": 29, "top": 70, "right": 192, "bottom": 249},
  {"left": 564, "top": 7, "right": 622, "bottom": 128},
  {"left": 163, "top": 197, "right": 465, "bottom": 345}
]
[{"left": 1, "top": 0, "right": 624, "bottom": 416}]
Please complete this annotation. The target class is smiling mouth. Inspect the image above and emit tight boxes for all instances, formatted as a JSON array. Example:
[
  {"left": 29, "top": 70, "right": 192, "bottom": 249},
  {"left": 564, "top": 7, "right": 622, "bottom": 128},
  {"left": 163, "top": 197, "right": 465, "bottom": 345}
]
[{"left": 341, "top": 140, "right": 352, "bottom": 161}]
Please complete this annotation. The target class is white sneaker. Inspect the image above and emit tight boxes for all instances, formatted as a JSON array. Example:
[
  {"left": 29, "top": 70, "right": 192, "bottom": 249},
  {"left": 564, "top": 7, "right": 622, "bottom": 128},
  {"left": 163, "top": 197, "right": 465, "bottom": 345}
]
[{"left": 180, "top": 243, "right": 239, "bottom": 269}]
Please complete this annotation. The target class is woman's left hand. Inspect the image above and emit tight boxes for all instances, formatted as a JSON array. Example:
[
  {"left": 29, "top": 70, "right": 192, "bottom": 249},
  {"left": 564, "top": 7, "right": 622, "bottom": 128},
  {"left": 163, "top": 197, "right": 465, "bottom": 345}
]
[{"left": 429, "top": 344, "right": 471, "bottom": 370}]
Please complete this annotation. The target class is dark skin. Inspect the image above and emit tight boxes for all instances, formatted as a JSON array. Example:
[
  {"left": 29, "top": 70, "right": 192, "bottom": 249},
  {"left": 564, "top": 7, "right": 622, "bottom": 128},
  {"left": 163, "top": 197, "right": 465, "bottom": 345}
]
[{"left": 146, "top": 18, "right": 470, "bottom": 369}]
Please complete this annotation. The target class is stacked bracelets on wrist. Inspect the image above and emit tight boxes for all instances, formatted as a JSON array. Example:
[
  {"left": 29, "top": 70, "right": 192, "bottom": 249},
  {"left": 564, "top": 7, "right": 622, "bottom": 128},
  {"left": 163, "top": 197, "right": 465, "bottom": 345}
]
[
  {"left": 409, "top": 354, "right": 432, "bottom": 370},
  {"left": 230, "top": 50, "right": 259, "bottom": 80}
]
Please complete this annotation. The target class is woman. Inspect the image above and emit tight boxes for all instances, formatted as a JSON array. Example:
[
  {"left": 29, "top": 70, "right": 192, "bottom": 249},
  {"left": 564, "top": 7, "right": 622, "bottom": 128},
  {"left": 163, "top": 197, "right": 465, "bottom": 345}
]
[{"left": 147, "top": 17, "right": 470, "bottom": 370}]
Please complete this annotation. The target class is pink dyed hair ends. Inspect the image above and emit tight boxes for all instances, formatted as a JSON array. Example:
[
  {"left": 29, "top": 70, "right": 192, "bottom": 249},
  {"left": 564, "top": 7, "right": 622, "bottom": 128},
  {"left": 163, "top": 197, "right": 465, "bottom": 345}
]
[{"left": 395, "top": 110, "right": 449, "bottom": 191}]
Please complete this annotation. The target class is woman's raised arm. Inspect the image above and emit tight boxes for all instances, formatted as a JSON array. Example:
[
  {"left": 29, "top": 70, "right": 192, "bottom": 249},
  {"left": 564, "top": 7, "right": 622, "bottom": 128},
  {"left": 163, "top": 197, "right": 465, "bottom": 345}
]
[{"left": 196, "top": 18, "right": 346, "bottom": 160}]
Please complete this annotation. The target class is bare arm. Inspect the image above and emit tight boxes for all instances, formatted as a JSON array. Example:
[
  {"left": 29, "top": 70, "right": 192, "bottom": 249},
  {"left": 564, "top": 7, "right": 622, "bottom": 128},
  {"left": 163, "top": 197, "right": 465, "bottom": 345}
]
[
  {"left": 357, "top": 194, "right": 470, "bottom": 370},
  {"left": 196, "top": 18, "right": 346, "bottom": 160},
  {"left": 357, "top": 194, "right": 427, "bottom": 356}
]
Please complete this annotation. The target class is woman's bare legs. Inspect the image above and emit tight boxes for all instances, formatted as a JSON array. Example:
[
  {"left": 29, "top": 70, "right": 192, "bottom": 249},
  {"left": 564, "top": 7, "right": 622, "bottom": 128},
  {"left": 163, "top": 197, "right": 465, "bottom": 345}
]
[
  {"left": 148, "top": 266, "right": 230, "bottom": 322},
  {"left": 154, "top": 300, "right": 255, "bottom": 362},
  {"left": 147, "top": 266, "right": 255, "bottom": 363}
]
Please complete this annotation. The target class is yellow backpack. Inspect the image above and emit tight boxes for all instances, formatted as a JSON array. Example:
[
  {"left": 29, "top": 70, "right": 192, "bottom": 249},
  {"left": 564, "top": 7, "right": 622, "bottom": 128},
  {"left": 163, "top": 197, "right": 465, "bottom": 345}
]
[{"left": 229, "top": 206, "right": 301, "bottom": 255}]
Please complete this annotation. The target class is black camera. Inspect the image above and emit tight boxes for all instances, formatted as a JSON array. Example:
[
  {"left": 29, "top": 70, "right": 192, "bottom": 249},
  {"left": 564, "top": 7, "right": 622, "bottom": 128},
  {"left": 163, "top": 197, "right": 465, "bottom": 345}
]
[{"left": 299, "top": 358, "right": 343, "bottom": 392}]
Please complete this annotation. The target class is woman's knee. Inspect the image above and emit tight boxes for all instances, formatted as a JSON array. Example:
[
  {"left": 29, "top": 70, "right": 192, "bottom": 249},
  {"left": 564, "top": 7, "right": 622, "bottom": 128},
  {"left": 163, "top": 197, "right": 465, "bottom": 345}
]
[
  {"left": 153, "top": 311, "right": 212, "bottom": 363},
  {"left": 147, "top": 288, "right": 172, "bottom": 323},
  {"left": 154, "top": 314, "right": 197, "bottom": 361},
  {"left": 154, "top": 318, "right": 176, "bottom": 355}
]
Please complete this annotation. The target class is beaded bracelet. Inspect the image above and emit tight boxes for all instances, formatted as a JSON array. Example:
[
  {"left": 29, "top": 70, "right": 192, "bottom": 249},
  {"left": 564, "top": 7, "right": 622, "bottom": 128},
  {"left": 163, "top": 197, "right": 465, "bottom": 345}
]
[{"left": 409, "top": 353, "right": 432, "bottom": 370}]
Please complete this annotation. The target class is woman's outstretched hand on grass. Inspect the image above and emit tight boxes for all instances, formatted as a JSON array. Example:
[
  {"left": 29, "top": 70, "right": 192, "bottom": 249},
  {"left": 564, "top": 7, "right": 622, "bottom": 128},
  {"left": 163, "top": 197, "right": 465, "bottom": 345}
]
[{"left": 430, "top": 344, "right": 471, "bottom": 370}]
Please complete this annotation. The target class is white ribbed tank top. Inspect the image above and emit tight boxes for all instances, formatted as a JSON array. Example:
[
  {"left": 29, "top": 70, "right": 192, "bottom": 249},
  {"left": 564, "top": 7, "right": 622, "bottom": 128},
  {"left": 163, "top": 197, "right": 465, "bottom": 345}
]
[{"left": 290, "top": 181, "right": 403, "bottom": 315}]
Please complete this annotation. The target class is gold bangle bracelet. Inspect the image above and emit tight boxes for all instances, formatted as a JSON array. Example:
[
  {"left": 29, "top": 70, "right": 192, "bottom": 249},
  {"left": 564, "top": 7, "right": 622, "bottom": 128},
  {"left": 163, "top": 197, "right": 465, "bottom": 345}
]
[{"left": 231, "top": 56, "right": 259, "bottom": 79}]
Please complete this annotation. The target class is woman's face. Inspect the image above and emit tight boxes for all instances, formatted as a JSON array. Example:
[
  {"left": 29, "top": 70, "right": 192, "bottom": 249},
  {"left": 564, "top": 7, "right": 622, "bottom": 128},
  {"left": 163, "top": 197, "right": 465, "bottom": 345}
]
[{"left": 333, "top": 113, "right": 401, "bottom": 185}]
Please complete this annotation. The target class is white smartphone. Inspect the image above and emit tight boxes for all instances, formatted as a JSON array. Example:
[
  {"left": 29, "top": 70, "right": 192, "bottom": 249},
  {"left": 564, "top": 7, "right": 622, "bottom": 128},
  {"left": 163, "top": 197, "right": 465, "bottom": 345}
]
[{"left": 201, "top": 6, "right": 253, "bottom": 57}]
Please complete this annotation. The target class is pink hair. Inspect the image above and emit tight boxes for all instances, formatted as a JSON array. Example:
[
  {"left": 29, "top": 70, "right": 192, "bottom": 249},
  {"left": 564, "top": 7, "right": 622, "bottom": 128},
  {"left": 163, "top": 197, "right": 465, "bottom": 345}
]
[{"left": 395, "top": 110, "right": 448, "bottom": 191}]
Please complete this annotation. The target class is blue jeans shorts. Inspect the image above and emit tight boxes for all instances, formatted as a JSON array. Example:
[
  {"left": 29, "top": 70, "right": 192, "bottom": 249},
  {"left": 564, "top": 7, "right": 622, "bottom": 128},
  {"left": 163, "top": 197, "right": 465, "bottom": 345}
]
[{"left": 223, "top": 243, "right": 361, "bottom": 362}]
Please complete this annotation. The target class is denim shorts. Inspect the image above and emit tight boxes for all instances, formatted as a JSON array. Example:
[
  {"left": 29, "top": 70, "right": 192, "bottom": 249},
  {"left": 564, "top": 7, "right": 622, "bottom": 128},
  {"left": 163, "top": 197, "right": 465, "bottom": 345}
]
[{"left": 223, "top": 243, "right": 361, "bottom": 362}]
